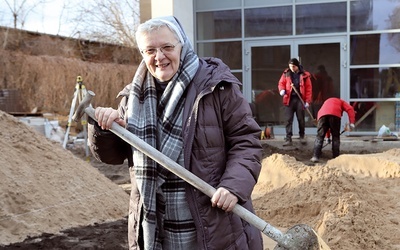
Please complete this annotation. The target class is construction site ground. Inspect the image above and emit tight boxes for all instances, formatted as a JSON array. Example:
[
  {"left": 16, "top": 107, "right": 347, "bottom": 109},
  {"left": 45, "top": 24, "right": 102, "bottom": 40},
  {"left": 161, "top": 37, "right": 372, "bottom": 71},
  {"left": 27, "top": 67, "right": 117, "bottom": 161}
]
[{"left": 2, "top": 115, "right": 400, "bottom": 250}]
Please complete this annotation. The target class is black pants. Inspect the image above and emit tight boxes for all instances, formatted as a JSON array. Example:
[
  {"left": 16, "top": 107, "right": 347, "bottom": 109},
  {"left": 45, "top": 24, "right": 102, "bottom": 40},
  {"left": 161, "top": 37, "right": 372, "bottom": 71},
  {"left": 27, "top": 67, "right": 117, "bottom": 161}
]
[
  {"left": 284, "top": 97, "right": 305, "bottom": 139},
  {"left": 313, "top": 115, "right": 341, "bottom": 158}
]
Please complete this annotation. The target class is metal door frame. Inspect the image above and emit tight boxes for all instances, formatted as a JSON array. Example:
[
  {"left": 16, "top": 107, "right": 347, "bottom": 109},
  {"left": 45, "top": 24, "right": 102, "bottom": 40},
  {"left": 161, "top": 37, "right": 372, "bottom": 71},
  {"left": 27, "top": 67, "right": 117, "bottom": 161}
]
[{"left": 244, "top": 36, "right": 347, "bottom": 136}]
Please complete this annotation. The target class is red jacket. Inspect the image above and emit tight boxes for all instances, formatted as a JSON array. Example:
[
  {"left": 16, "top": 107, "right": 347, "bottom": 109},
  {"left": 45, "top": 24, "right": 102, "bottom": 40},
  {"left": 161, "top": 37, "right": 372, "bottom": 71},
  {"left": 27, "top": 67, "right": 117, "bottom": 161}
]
[
  {"left": 278, "top": 68, "right": 312, "bottom": 106},
  {"left": 317, "top": 97, "right": 356, "bottom": 123}
]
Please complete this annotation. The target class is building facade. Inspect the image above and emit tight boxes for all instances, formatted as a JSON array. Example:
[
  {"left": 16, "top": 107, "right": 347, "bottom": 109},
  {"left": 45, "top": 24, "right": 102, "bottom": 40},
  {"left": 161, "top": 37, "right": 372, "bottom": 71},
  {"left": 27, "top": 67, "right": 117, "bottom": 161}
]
[{"left": 150, "top": 0, "right": 400, "bottom": 136}]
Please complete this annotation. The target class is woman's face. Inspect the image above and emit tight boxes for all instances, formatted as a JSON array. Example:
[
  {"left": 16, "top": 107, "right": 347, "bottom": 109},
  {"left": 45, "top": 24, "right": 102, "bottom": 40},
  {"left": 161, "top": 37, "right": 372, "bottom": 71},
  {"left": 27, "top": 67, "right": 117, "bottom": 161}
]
[{"left": 138, "top": 26, "right": 182, "bottom": 82}]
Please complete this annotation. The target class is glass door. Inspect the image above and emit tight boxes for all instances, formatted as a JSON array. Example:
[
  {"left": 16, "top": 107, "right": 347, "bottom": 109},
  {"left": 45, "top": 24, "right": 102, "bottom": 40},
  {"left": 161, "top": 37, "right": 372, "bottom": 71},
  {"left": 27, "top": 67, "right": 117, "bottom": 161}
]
[
  {"left": 244, "top": 36, "right": 346, "bottom": 135},
  {"left": 295, "top": 38, "right": 345, "bottom": 131}
]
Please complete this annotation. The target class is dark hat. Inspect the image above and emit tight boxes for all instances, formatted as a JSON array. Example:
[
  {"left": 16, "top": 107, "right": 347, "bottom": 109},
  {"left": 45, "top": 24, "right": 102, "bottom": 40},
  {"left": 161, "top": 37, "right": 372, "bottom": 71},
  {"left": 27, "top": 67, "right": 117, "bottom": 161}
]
[{"left": 288, "top": 58, "right": 300, "bottom": 67}]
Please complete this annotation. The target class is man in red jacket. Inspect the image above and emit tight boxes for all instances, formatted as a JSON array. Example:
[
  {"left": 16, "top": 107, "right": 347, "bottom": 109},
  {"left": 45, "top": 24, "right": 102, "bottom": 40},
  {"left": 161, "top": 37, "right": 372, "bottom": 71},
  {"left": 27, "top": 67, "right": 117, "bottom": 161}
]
[
  {"left": 278, "top": 58, "right": 313, "bottom": 146},
  {"left": 310, "top": 97, "right": 356, "bottom": 162}
]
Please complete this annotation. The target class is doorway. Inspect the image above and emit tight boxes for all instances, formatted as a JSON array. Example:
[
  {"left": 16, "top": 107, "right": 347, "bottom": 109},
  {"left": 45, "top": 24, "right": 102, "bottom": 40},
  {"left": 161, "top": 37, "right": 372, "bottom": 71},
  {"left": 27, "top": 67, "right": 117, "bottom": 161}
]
[{"left": 244, "top": 36, "right": 346, "bottom": 135}]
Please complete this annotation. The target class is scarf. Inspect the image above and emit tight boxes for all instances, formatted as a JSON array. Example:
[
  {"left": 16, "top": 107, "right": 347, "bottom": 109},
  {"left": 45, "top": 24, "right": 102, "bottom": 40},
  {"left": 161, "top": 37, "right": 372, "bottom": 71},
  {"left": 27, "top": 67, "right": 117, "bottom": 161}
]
[{"left": 126, "top": 16, "right": 199, "bottom": 249}]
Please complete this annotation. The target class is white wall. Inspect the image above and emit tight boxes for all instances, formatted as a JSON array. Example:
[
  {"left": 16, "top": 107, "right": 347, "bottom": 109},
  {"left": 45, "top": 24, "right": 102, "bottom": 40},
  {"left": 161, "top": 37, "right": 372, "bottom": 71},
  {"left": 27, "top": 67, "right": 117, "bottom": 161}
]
[{"left": 151, "top": 0, "right": 195, "bottom": 46}]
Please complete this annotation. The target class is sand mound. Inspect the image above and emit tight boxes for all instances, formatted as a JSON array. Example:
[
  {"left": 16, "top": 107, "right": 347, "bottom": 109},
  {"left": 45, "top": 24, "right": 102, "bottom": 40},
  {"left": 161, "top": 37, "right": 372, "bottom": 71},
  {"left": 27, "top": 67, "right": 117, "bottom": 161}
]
[
  {"left": 253, "top": 151, "right": 400, "bottom": 249},
  {"left": 326, "top": 150, "right": 400, "bottom": 178},
  {"left": 2, "top": 107, "right": 400, "bottom": 249},
  {"left": 0, "top": 111, "right": 129, "bottom": 245}
]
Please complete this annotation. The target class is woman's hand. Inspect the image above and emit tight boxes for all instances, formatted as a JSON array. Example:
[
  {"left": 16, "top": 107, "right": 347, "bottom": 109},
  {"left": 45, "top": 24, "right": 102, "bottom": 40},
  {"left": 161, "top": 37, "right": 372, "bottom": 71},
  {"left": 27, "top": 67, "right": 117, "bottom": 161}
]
[
  {"left": 211, "top": 187, "right": 238, "bottom": 212},
  {"left": 94, "top": 107, "right": 126, "bottom": 130}
]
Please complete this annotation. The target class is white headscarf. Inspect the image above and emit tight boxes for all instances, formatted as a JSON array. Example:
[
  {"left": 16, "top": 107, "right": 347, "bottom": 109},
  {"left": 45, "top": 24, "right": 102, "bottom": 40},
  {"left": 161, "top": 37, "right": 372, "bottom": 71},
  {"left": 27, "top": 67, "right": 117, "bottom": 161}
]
[{"left": 126, "top": 16, "right": 199, "bottom": 249}]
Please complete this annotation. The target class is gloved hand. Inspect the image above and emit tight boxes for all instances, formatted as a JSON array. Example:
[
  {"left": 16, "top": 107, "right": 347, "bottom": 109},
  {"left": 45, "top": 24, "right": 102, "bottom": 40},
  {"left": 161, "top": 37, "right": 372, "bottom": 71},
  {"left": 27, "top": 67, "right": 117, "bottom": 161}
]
[
  {"left": 304, "top": 102, "right": 309, "bottom": 109},
  {"left": 279, "top": 90, "right": 286, "bottom": 96},
  {"left": 350, "top": 123, "right": 355, "bottom": 129}
]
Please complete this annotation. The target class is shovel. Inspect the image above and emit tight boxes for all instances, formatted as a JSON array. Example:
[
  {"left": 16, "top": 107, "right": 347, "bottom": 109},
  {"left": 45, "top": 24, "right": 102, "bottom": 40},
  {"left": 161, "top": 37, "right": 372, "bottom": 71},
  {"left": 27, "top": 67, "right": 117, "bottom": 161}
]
[
  {"left": 290, "top": 83, "right": 317, "bottom": 126},
  {"left": 73, "top": 90, "right": 330, "bottom": 250}
]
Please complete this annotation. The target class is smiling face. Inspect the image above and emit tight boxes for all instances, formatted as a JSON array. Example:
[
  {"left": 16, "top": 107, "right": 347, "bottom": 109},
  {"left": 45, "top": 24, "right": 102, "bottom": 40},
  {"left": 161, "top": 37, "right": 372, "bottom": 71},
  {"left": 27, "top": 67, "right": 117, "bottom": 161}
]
[{"left": 137, "top": 26, "right": 182, "bottom": 82}]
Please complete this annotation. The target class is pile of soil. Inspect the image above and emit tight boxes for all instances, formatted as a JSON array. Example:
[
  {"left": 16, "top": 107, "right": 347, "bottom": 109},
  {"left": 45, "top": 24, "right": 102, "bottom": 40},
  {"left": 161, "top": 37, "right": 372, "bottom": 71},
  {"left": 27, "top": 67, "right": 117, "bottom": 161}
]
[
  {"left": 253, "top": 150, "right": 400, "bottom": 249},
  {"left": 1, "top": 110, "right": 400, "bottom": 249},
  {"left": 0, "top": 110, "right": 129, "bottom": 248}
]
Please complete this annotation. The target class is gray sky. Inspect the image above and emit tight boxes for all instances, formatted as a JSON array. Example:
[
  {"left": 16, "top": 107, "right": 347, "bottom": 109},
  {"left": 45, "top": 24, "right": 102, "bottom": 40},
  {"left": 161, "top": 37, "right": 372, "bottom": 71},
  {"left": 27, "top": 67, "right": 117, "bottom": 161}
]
[{"left": 0, "top": 0, "right": 90, "bottom": 37}]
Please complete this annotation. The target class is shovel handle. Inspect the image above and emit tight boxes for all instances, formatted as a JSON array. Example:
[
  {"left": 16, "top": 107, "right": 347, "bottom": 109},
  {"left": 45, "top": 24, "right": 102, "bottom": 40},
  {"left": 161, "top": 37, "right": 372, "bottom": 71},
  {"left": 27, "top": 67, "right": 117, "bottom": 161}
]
[
  {"left": 290, "top": 83, "right": 316, "bottom": 122},
  {"left": 339, "top": 103, "right": 377, "bottom": 135},
  {"left": 82, "top": 104, "right": 294, "bottom": 247}
]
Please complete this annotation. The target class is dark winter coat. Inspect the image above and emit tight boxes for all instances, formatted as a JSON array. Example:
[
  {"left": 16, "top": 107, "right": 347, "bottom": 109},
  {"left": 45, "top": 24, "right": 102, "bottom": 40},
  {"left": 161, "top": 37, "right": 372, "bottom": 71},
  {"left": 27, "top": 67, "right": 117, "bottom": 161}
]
[{"left": 88, "top": 57, "right": 263, "bottom": 250}]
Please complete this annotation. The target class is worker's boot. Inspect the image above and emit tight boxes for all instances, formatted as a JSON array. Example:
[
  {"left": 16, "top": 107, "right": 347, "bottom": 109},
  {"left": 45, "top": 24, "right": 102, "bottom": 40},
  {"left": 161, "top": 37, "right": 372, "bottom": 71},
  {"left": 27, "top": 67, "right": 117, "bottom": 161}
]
[
  {"left": 283, "top": 137, "right": 292, "bottom": 146},
  {"left": 332, "top": 138, "right": 340, "bottom": 158},
  {"left": 310, "top": 138, "right": 323, "bottom": 162}
]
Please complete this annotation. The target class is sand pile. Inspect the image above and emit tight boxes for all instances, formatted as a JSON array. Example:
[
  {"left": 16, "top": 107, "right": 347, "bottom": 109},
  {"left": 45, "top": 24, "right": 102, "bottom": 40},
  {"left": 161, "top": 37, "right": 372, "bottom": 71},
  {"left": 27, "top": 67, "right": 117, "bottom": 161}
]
[
  {"left": 253, "top": 151, "right": 400, "bottom": 249},
  {"left": 2, "top": 108, "right": 400, "bottom": 250},
  {"left": 0, "top": 110, "right": 129, "bottom": 245}
]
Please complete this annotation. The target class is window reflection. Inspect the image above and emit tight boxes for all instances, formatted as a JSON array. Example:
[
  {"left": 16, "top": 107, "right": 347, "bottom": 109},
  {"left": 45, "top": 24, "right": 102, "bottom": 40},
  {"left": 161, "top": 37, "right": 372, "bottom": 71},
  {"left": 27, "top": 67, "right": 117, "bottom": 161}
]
[
  {"left": 197, "top": 42, "right": 242, "bottom": 70},
  {"left": 196, "top": 10, "right": 241, "bottom": 40},
  {"left": 296, "top": 2, "right": 346, "bottom": 35},
  {"left": 245, "top": 6, "right": 292, "bottom": 37},
  {"left": 251, "top": 45, "right": 290, "bottom": 126},
  {"left": 350, "top": 33, "right": 400, "bottom": 65},
  {"left": 351, "top": 0, "right": 400, "bottom": 31},
  {"left": 350, "top": 101, "right": 377, "bottom": 131},
  {"left": 350, "top": 67, "right": 400, "bottom": 132},
  {"left": 350, "top": 68, "right": 400, "bottom": 98},
  {"left": 232, "top": 72, "right": 242, "bottom": 84},
  {"left": 349, "top": 101, "right": 400, "bottom": 133},
  {"left": 232, "top": 72, "right": 243, "bottom": 91}
]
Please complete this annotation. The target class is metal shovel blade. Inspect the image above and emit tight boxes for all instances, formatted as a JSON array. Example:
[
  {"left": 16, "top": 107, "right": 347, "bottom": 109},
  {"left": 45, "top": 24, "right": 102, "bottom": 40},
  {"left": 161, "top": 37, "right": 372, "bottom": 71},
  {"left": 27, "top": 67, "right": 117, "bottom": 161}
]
[{"left": 274, "top": 224, "right": 330, "bottom": 250}]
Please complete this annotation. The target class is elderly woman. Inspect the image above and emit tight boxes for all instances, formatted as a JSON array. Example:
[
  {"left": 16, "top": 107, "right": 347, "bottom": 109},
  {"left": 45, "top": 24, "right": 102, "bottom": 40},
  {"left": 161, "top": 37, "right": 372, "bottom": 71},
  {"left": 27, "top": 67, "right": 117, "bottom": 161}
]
[{"left": 88, "top": 16, "right": 263, "bottom": 249}]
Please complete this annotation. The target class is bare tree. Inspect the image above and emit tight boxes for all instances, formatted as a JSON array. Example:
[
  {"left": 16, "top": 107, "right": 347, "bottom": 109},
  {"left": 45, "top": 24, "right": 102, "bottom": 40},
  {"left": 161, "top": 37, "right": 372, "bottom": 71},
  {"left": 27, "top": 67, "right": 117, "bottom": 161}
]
[
  {"left": 3, "top": 0, "right": 50, "bottom": 29},
  {"left": 71, "top": 0, "right": 140, "bottom": 47},
  {"left": 388, "top": 5, "right": 400, "bottom": 52}
]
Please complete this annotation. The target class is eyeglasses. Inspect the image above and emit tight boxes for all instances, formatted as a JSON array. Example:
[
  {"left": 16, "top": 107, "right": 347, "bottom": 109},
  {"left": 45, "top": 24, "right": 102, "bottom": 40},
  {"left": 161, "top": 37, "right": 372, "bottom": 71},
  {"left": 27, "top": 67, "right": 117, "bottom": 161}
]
[{"left": 140, "top": 41, "right": 181, "bottom": 57}]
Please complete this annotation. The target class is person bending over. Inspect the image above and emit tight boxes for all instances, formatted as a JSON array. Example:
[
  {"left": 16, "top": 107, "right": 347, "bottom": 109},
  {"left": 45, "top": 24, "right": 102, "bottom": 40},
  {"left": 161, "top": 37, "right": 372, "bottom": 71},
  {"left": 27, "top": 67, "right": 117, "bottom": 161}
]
[{"left": 310, "top": 97, "right": 356, "bottom": 162}]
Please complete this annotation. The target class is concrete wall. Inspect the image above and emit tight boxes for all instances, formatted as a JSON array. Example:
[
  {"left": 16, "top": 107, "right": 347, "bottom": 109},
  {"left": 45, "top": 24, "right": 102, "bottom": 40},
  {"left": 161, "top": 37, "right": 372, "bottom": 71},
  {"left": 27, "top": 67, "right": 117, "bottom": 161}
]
[
  {"left": 150, "top": 0, "right": 195, "bottom": 45},
  {"left": 140, "top": 0, "right": 152, "bottom": 23}
]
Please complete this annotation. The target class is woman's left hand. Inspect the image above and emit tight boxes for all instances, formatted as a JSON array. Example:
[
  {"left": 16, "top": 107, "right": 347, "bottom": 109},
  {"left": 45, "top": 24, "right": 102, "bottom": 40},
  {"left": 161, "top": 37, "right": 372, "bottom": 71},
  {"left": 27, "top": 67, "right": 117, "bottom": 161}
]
[{"left": 211, "top": 187, "right": 238, "bottom": 212}]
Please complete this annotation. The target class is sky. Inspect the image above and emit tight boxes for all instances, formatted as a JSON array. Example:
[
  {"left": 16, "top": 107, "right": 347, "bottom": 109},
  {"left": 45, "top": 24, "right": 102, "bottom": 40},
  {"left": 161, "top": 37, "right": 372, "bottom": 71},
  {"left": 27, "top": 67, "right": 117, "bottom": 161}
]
[
  {"left": 0, "top": 0, "right": 92, "bottom": 37},
  {"left": 374, "top": 0, "right": 400, "bottom": 64}
]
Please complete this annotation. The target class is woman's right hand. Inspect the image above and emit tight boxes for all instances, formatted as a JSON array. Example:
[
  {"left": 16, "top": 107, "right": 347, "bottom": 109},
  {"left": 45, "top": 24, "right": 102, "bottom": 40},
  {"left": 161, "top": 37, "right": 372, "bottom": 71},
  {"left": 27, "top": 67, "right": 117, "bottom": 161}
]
[{"left": 94, "top": 107, "right": 126, "bottom": 130}]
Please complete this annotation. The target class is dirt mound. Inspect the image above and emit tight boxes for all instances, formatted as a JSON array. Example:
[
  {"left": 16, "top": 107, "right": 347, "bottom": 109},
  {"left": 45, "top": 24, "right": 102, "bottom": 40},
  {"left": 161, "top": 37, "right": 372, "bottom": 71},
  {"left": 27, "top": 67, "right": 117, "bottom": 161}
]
[
  {"left": 2, "top": 107, "right": 400, "bottom": 249},
  {"left": 253, "top": 151, "right": 400, "bottom": 249},
  {"left": 0, "top": 110, "right": 129, "bottom": 246}
]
